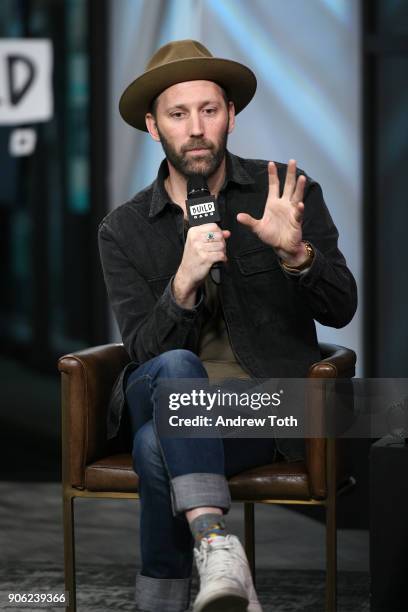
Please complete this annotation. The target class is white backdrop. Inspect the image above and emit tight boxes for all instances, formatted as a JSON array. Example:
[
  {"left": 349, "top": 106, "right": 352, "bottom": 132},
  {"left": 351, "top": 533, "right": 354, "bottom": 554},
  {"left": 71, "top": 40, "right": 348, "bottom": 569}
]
[{"left": 108, "top": 0, "right": 362, "bottom": 372}]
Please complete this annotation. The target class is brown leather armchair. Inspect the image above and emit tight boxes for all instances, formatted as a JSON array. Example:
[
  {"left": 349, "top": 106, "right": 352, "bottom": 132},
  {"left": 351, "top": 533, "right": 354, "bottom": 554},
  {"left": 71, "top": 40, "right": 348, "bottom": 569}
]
[{"left": 58, "top": 342, "right": 356, "bottom": 612}]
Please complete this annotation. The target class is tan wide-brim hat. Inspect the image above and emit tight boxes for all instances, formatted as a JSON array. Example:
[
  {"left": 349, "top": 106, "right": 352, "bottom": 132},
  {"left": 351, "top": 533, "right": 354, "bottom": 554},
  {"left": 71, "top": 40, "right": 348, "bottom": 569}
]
[{"left": 119, "top": 39, "right": 257, "bottom": 131}]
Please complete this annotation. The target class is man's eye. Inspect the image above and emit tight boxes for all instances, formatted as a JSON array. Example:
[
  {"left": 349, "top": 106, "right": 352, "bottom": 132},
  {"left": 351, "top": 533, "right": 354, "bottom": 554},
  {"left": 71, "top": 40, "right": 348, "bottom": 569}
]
[
  {"left": 204, "top": 108, "right": 217, "bottom": 115},
  {"left": 171, "top": 112, "right": 184, "bottom": 119}
]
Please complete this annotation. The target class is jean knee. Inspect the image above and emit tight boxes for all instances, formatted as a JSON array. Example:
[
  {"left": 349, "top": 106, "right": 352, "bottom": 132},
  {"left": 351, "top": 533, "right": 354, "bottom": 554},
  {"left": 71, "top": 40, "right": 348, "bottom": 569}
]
[
  {"left": 132, "top": 420, "right": 164, "bottom": 478},
  {"left": 157, "top": 349, "right": 207, "bottom": 379}
]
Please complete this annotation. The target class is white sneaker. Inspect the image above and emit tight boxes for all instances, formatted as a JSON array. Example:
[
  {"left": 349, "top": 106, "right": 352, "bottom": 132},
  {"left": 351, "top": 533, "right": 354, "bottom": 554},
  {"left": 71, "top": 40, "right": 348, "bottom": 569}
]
[
  {"left": 192, "top": 535, "right": 253, "bottom": 612},
  {"left": 246, "top": 577, "right": 263, "bottom": 612},
  {"left": 225, "top": 536, "right": 263, "bottom": 612}
]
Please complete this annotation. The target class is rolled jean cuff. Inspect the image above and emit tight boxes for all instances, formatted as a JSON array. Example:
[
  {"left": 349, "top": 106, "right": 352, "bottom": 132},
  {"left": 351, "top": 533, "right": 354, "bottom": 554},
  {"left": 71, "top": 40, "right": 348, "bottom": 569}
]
[
  {"left": 135, "top": 572, "right": 191, "bottom": 611},
  {"left": 170, "top": 472, "right": 231, "bottom": 515}
]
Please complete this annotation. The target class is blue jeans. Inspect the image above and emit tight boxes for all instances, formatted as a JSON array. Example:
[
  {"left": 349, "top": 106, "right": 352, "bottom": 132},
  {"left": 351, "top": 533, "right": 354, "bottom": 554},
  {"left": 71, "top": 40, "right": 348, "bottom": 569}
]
[{"left": 125, "top": 349, "right": 278, "bottom": 612}]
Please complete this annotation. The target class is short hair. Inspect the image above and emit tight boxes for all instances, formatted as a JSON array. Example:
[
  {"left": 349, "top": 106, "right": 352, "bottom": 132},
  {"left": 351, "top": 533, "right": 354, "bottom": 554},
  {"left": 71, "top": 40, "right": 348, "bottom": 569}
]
[{"left": 149, "top": 83, "right": 230, "bottom": 119}]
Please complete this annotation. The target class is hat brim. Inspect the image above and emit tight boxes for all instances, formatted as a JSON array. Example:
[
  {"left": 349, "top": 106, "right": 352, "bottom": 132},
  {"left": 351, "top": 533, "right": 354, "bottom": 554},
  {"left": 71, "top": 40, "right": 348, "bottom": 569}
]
[{"left": 119, "top": 57, "right": 257, "bottom": 131}]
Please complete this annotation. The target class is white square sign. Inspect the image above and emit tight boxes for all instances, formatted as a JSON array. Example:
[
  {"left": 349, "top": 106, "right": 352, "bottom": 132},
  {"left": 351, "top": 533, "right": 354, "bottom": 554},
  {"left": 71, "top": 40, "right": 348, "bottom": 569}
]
[{"left": 0, "top": 39, "right": 53, "bottom": 125}]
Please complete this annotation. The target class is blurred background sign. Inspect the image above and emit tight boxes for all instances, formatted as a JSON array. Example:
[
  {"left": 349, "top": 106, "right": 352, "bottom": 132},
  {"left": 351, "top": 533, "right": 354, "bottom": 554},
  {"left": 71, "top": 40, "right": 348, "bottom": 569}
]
[
  {"left": 0, "top": 38, "right": 53, "bottom": 125},
  {"left": 0, "top": 1, "right": 107, "bottom": 379}
]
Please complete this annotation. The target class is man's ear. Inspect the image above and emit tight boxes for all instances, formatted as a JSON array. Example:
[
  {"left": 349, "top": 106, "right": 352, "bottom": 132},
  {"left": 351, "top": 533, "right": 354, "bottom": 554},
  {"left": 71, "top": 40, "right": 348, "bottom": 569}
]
[
  {"left": 145, "top": 113, "right": 161, "bottom": 142},
  {"left": 227, "top": 101, "right": 236, "bottom": 134}
]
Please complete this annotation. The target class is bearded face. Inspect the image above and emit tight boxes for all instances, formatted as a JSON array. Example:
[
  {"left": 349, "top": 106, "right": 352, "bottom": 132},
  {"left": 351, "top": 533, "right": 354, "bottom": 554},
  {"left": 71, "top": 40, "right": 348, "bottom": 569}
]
[
  {"left": 156, "top": 121, "right": 229, "bottom": 179},
  {"left": 149, "top": 80, "right": 233, "bottom": 180}
]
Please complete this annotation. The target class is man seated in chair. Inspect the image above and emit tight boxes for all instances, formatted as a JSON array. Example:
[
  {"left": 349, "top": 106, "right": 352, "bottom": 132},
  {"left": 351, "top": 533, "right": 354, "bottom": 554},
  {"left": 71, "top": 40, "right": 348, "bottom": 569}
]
[{"left": 98, "top": 40, "right": 357, "bottom": 612}]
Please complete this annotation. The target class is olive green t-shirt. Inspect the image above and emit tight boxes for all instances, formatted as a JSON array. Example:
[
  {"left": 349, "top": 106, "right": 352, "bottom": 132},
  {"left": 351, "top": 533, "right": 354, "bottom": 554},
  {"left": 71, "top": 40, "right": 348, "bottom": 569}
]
[
  {"left": 182, "top": 220, "right": 249, "bottom": 382},
  {"left": 198, "top": 272, "right": 250, "bottom": 382}
]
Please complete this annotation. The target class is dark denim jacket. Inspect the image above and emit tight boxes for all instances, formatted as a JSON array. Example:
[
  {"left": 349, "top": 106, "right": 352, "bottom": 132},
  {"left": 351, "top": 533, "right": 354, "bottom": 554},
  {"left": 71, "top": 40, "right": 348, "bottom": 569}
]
[{"left": 98, "top": 152, "right": 357, "bottom": 458}]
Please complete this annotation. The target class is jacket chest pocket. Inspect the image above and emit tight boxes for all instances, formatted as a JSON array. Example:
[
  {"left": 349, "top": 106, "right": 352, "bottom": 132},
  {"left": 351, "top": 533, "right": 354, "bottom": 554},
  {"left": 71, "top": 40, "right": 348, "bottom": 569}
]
[
  {"left": 234, "top": 247, "right": 284, "bottom": 327},
  {"left": 235, "top": 247, "right": 280, "bottom": 275}
]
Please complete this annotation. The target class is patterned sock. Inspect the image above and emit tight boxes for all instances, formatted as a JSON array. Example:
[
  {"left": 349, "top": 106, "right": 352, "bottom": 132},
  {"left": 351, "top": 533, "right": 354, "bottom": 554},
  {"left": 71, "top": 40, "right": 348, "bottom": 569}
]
[{"left": 189, "top": 512, "right": 228, "bottom": 548}]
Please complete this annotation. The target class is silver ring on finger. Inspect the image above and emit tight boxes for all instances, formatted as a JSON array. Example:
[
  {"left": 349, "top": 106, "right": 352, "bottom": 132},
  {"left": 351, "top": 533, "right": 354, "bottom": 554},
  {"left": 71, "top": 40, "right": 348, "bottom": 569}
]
[{"left": 206, "top": 231, "right": 216, "bottom": 242}]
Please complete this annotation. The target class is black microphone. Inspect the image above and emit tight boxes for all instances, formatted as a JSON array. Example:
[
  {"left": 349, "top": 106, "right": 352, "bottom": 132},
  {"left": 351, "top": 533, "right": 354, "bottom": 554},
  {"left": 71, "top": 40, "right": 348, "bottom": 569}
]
[
  {"left": 185, "top": 175, "right": 222, "bottom": 282},
  {"left": 185, "top": 175, "right": 220, "bottom": 226}
]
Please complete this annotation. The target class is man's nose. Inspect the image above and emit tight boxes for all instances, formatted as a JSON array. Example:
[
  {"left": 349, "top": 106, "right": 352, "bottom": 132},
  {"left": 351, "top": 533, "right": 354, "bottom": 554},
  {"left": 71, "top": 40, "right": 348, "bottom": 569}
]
[{"left": 189, "top": 111, "right": 204, "bottom": 137}]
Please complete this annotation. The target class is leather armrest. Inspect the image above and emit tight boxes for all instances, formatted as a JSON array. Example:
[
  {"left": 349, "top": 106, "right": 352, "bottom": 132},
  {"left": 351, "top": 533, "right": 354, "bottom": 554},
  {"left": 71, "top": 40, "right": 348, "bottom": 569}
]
[
  {"left": 58, "top": 343, "right": 130, "bottom": 488},
  {"left": 305, "top": 343, "right": 356, "bottom": 498},
  {"left": 312, "top": 343, "right": 356, "bottom": 379}
]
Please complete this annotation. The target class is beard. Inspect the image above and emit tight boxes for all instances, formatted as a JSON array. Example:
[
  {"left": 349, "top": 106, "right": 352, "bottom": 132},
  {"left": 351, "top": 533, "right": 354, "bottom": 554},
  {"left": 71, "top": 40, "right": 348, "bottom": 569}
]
[{"left": 156, "top": 123, "right": 229, "bottom": 179}]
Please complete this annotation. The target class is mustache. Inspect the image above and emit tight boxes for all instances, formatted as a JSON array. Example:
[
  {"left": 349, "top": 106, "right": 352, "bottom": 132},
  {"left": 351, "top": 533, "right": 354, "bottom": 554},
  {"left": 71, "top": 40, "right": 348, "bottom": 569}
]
[{"left": 182, "top": 140, "right": 214, "bottom": 153}]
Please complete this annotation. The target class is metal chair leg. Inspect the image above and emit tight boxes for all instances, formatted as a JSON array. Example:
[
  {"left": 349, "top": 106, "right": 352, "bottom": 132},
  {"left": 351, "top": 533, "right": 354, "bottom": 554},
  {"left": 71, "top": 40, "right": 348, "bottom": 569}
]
[
  {"left": 326, "top": 438, "right": 337, "bottom": 612},
  {"left": 63, "top": 491, "right": 76, "bottom": 611},
  {"left": 244, "top": 502, "right": 256, "bottom": 586}
]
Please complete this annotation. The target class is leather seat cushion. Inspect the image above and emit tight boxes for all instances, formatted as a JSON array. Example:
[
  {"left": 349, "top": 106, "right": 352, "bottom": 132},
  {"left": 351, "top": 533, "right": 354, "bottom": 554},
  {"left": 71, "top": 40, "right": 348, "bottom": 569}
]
[
  {"left": 228, "top": 461, "right": 311, "bottom": 500},
  {"left": 85, "top": 454, "right": 311, "bottom": 500},
  {"left": 85, "top": 454, "right": 139, "bottom": 492}
]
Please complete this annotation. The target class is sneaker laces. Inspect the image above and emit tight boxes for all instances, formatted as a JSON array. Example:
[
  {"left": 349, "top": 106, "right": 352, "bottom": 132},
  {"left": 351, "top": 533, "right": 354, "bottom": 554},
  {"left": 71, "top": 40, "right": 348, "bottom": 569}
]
[{"left": 196, "top": 536, "right": 243, "bottom": 582}]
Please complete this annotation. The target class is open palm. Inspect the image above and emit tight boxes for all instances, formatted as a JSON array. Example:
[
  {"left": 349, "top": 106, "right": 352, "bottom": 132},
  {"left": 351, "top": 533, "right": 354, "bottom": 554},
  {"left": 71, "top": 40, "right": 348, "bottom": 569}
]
[{"left": 237, "top": 159, "right": 306, "bottom": 263}]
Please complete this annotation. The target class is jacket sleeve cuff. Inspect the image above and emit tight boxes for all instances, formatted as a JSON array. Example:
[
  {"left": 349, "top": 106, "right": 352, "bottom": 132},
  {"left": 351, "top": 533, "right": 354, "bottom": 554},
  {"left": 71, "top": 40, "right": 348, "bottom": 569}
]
[
  {"left": 280, "top": 243, "right": 324, "bottom": 287},
  {"left": 160, "top": 275, "right": 204, "bottom": 321}
]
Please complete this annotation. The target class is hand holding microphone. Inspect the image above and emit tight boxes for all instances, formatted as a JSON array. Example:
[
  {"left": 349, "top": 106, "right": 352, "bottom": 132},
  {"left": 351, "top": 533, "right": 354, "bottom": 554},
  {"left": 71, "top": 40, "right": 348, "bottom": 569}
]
[{"left": 172, "top": 175, "right": 230, "bottom": 308}]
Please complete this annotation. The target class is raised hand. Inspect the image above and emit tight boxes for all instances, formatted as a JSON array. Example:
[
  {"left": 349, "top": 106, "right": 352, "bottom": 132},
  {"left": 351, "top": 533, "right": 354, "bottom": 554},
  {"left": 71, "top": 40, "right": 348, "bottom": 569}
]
[{"left": 237, "top": 159, "right": 309, "bottom": 266}]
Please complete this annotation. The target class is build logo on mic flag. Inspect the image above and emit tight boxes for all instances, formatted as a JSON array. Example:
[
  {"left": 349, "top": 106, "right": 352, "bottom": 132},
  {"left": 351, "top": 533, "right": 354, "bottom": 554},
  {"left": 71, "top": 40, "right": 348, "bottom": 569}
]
[
  {"left": 190, "top": 200, "right": 216, "bottom": 218},
  {"left": 187, "top": 196, "right": 220, "bottom": 226}
]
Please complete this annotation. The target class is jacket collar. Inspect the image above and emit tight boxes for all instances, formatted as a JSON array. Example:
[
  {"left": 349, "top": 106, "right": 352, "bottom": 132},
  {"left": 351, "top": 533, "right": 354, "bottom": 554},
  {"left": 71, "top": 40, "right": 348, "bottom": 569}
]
[{"left": 148, "top": 150, "right": 255, "bottom": 218}]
